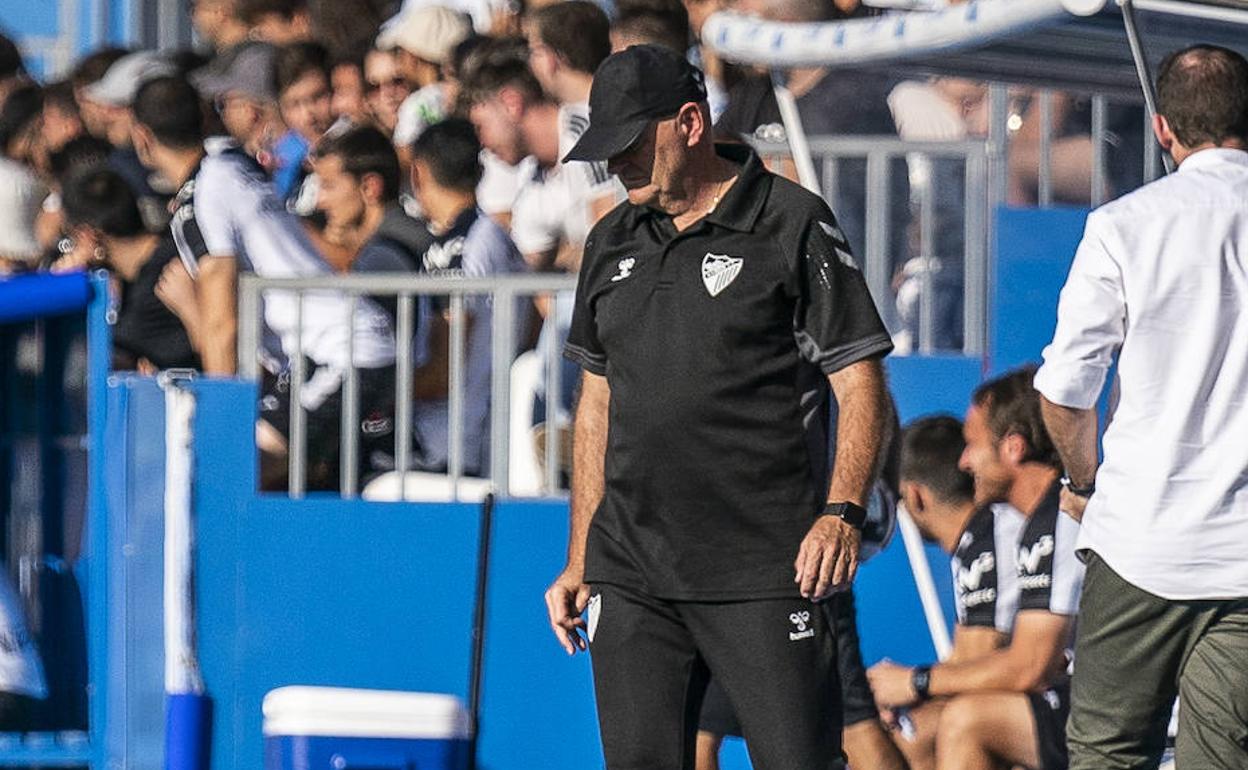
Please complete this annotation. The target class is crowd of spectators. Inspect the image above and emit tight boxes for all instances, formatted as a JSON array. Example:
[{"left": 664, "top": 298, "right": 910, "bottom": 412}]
[
  {"left": 0, "top": 0, "right": 867, "bottom": 493},
  {"left": 0, "top": 0, "right": 1142, "bottom": 493}
]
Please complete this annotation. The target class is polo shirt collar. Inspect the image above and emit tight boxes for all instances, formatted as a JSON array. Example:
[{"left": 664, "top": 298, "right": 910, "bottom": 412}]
[
  {"left": 704, "top": 143, "right": 770, "bottom": 233},
  {"left": 1177, "top": 146, "right": 1248, "bottom": 174}
]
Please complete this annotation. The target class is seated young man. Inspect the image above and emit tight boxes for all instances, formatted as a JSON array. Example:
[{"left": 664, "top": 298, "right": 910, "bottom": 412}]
[
  {"left": 870, "top": 368, "right": 1084, "bottom": 770},
  {"left": 889, "top": 414, "right": 1025, "bottom": 770}
]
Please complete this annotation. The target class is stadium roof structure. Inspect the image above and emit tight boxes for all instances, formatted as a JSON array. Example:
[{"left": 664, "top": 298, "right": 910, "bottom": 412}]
[{"left": 703, "top": 0, "right": 1248, "bottom": 98}]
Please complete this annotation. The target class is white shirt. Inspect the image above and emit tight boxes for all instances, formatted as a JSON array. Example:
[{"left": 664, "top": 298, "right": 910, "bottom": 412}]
[
  {"left": 0, "top": 571, "right": 47, "bottom": 699},
  {"left": 511, "top": 105, "right": 624, "bottom": 257},
  {"left": 0, "top": 158, "right": 44, "bottom": 263},
  {"left": 1035, "top": 147, "right": 1248, "bottom": 600},
  {"left": 173, "top": 139, "right": 396, "bottom": 375}
]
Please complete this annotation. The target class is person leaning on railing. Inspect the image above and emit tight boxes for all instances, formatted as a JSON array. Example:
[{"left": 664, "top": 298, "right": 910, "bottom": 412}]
[{"left": 131, "top": 74, "right": 399, "bottom": 491}]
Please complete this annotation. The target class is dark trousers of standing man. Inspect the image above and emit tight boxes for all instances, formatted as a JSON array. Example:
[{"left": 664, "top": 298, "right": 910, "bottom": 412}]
[
  {"left": 1067, "top": 552, "right": 1248, "bottom": 770},
  {"left": 587, "top": 582, "right": 846, "bottom": 770}
]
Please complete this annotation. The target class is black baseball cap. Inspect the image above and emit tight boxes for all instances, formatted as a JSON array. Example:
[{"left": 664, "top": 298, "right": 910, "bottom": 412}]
[{"left": 563, "top": 44, "right": 708, "bottom": 163}]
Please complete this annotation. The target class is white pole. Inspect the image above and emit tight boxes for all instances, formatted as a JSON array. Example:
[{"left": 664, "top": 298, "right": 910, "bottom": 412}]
[
  {"left": 162, "top": 375, "right": 204, "bottom": 696},
  {"left": 897, "top": 505, "right": 953, "bottom": 660}
]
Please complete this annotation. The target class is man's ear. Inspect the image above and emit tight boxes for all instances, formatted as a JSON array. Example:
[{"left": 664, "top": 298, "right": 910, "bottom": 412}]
[
  {"left": 498, "top": 87, "right": 526, "bottom": 122},
  {"left": 1000, "top": 432, "right": 1028, "bottom": 467},
  {"left": 900, "top": 481, "right": 924, "bottom": 517},
  {"left": 675, "top": 101, "right": 706, "bottom": 148},
  {"left": 409, "top": 159, "right": 424, "bottom": 193},
  {"left": 132, "top": 123, "right": 155, "bottom": 166},
  {"left": 1152, "top": 112, "right": 1176, "bottom": 153},
  {"left": 360, "top": 171, "right": 385, "bottom": 205}
]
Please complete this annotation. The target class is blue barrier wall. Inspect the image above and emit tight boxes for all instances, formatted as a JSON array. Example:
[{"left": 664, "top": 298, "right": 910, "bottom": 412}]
[
  {"left": 106, "top": 359, "right": 981, "bottom": 770},
  {"left": 87, "top": 206, "right": 1093, "bottom": 770},
  {"left": 992, "top": 207, "right": 1090, "bottom": 374}
]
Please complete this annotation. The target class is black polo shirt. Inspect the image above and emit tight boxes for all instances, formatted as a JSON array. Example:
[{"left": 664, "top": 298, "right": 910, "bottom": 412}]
[{"left": 564, "top": 144, "right": 893, "bottom": 601}]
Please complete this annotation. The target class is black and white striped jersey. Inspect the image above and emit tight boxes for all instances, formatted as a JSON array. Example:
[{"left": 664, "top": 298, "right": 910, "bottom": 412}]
[
  {"left": 1017, "top": 481, "right": 1085, "bottom": 616},
  {"left": 952, "top": 503, "right": 1026, "bottom": 634},
  {"left": 168, "top": 137, "right": 395, "bottom": 372}
]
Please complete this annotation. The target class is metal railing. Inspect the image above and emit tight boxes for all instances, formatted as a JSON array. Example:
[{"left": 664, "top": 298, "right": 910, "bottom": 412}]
[
  {"left": 756, "top": 136, "right": 991, "bottom": 355},
  {"left": 239, "top": 273, "right": 578, "bottom": 500}
]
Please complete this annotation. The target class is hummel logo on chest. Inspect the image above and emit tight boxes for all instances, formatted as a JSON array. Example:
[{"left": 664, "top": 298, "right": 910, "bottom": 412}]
[{"left": 610, "top": 257, "right": 636, "bottom": 282}]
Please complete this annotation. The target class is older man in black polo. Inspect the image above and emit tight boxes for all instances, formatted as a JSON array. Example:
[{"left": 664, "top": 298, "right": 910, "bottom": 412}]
[{"left": 543, "top": 45, "right": 893, "bottom": 769}]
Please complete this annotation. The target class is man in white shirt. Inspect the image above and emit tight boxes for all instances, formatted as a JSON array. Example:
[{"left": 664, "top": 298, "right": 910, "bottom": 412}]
[
  {"left": 132, "top": 75, "right": 398, "bottom": 491},
  {"left": 525, "top": 0, "right": 624, "bottom": 249},
  {"left": 1036, "top": 44, "right": 1248, "bottom": 770}
]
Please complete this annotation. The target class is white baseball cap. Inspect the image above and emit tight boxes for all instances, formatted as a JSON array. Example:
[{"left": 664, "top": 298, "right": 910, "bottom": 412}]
[
  {"left": 377, "top": 5, "right": 472, "bottom": 66},
  {"left": 83, "top": 50, "right": 179, "bottom": 107}
]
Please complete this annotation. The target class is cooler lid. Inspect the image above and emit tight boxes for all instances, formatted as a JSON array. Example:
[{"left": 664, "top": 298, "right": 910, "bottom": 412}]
[{"left": 263, "top": 687, "right": 471, "bottom": 739}]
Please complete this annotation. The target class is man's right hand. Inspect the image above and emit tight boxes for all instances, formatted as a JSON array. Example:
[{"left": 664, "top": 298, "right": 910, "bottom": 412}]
[{"left": 544, "top": 565, "right": 591, "bottom": 655}]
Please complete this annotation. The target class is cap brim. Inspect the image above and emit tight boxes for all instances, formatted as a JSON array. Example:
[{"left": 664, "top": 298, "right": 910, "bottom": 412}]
[
  {"left": 189, "top": 68, "right": 229, "bottom": 98},
  {"left": 83, "top": 79, "right": 128, "bottom": 107},
  {"left": 562, "top": 118, "right": 648, "bottom": 164}
]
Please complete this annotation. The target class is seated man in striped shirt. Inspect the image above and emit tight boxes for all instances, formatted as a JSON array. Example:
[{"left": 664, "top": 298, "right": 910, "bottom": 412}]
[{"left": 871, "top": 367, "right": 1084, "bottom": 770}]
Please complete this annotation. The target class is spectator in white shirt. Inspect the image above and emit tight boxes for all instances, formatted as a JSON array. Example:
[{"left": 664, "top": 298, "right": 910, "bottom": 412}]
[
  {"left": 133, "top": 75, "right": 398, "bottom": 491},
  {"left": 526, "top": 0, "right": 624, "bottom": 251},
  {"left": 1036, "top": 44, "right": 1248, "bottom": 770},
  {"left": 382, "top": 5, "right": 472, "bottom": 149}
]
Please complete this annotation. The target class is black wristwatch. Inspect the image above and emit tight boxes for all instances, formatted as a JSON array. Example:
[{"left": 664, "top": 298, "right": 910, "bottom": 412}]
[
  {"left": 1060, "top": 475, "right": 1095, "bottom": 498},
  {"left": 824, "top": 501, "right": 868, "bottom": 531},
  {"left": 911, "top": 665, "right": 933, "bottom": 703}
]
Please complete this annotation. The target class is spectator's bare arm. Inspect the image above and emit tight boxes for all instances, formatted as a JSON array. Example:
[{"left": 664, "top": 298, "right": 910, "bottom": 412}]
[{"left": 195, "top": 255, "right": 238, "bottom": 375}]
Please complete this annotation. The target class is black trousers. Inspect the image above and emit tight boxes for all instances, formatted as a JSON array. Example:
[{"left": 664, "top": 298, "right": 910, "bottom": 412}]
[{"left": 588, "top": 582, "right": 845, "bottom": 770}]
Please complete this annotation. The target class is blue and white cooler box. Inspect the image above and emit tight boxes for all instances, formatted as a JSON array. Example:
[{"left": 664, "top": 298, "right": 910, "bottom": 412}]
[{"left": 263, "top": 687, "right": 471, "bottom": 770}]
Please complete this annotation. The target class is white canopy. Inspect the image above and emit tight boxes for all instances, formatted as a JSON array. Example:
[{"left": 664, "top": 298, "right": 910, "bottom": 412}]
[{"left": 703, "top": 0, "right": 1248, "bottom": 96}]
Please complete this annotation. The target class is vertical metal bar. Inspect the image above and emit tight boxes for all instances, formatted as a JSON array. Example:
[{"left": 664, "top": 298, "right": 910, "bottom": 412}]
[
  {"left": 771, "top": 73, "right": 820, "bottom": 194},
  {"left": 984, "top": 84, "right": 1010, "bottom": 363},
  {"left": 1121, "top": 0, "right": 1175, "bottom": 174},
  {"left": 238, "top": 275, "right": 261, "bottom": 381},
  {"left": 84, "top": 272, "right": 112, "bottom": 757},
  {"left": 1091, "top": 95, "right": 1109, "bottom": 205},
  {"left": 289, "top": 293, "right": 307, "bottom": 498},
  {"left": 543, "top": 292, "right": 561, "bottom": 495},
  {"left": 1038, "top": 90, "right": 1054, "bottom": 207},
  {"left": 918, "top": 154, "right": 936, "bottom": 354},
  {"left": 964, "top": 151, "right": 989, "bottom": 356},
  {"left": 448, "top": 293, "right": 467, "bottom": 496},
  {"left": 339, "top": 295, "right": 359, "bottom": 497},
  {"left": 1144, "top": 107, "right": 1161, "bottom": 182},
  {"left": 863, "top": 152, "right": 891, "bottom": 316},
  {"left": 489, "top": 285, "right": 514, "bottom": 492},
  {"left": 395, "top": 295, "right": 414, "bottom": 495},
  {"left": 822, "top": 155, "right": 840, "bottom": 211},
  {"left": 988, "top": 84, "right": 1010, "bottom": 209}
]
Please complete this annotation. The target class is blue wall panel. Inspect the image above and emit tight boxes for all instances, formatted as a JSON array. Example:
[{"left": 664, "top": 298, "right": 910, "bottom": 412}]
[
  {"left": 106, "top": 375, "right": 974, "bottom": 770},
  {"left": 992, "top": 206, "right": 1089, "bottom": 374}
]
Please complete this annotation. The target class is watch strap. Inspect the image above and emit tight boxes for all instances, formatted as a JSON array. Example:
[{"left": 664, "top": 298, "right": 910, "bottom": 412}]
[{"left": 824, "top": 501, "right": 868, "bottom": 530}]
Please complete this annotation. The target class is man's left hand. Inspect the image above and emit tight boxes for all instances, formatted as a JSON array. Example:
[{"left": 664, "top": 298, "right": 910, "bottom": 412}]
[
  {"left": 794, "top": 514, "right": 861, "bottom": 601},
  {"left": 867, "top": 660, "right": 919, "bottom": 708}
]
